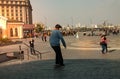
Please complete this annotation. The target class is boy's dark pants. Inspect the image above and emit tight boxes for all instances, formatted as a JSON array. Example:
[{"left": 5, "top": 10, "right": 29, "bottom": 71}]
[{"left": 52, "top": 46, "right": 64, "bottom": 65}]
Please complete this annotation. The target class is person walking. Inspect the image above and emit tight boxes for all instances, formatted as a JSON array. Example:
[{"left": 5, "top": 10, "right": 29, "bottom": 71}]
[
  {"left": 43, "top": 32, "right": 47, "bottom": 42},
  {"left": 41, "top": 31, "right": 47, "bottom": 42},
  {"left": 100, "top": 35, "right": 108, "bottom": 54},
  {"left": 29, "top": 39, "right": 36, "bottom": 55},
  {"left": 49, "top": 24, "right": 66, "bottom": 67}
]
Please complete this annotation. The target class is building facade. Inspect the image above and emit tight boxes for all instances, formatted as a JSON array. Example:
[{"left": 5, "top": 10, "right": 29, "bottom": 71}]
[
  {"left": 0, "top": 16, "right": 7, "bottom": 38},
  {"left": 0, "top": 0, "right": 34, "bottom": 39},
  {"left": 0, "top": 0, "right": 32, "bottom": 24}
]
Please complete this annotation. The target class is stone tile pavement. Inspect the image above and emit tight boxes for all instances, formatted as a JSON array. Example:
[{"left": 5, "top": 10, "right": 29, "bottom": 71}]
[
  {"left": 0, "top": 58, "right": 120, "bottom": 79},
  {"left": 0, "top": 35, "right": 120, "bottom": 79},
  {"left": 0, "top": 49, "right": 120, "bottom": 79}
]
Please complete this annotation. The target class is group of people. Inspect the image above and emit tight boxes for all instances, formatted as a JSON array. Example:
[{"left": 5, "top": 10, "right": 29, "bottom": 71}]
[{"left": 29, "top": 24, "right": 109, "bottom": 68}]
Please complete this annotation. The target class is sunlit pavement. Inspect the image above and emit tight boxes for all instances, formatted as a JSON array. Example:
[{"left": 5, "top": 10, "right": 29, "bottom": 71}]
[{"left": 0, "top": 35, "right": 120, "bottom": 79}]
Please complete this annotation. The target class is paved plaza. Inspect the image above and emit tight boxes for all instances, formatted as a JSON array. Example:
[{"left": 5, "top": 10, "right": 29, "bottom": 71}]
[{"left": 0, "top": 33, "right": 120, "bottom": 79}]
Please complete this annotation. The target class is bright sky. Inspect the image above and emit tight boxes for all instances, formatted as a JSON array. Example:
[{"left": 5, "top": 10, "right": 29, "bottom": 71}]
[{"left": 30, "top": 0, "right": 120, "bottom": 27}]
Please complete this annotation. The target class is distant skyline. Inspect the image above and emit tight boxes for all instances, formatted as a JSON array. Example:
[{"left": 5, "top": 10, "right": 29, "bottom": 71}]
[{"left": 30, "top": 0, "right": 120, "bottom": 27}]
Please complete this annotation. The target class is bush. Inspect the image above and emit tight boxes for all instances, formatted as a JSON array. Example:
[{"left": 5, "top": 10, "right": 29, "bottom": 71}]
[
  {"left": 0, "top": 38, "right": 11, "bottom": 43},
  {"left": 0, "top": 38, "right": 22, "bottom": 46},
  {"left": 0, "top": 38, "right": 13, "bottom": 46}
]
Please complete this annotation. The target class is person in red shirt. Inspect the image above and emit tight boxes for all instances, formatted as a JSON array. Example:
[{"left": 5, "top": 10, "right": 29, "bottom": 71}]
[{"left": 100, "top": 35, "right": 108, "bottom": 54}]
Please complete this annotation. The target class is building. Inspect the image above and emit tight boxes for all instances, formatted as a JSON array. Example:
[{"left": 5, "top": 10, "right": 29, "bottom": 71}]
[
  {"left": 0, "top": 16, "right": 7, "bottom": 38},
  {"left": 0, "top": 0, "right": 34, "bottom": 39},
  {"left": 0, "top": 0, "right": 32, "bottom": 24}
]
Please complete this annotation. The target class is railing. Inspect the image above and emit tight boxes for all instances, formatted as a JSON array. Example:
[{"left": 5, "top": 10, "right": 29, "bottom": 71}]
[
  {"left": 0, "top": 42, "right": 51, "bottom": 64},
  {"left": 22, "top": 42, "right": 51, "bottom": 60}
]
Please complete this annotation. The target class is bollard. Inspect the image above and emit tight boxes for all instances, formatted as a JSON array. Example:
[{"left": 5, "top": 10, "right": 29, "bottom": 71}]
[{"left": 20, "top": 51, "right": 24, "bottom": 60}]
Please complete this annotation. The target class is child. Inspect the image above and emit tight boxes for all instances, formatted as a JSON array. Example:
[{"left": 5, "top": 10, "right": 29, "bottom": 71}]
[
  {"left": 29, "top": 39, "right": 36, "bottom": 55},
  {"left": 100, "top": 35, "right": 108, "bottom": 54}
]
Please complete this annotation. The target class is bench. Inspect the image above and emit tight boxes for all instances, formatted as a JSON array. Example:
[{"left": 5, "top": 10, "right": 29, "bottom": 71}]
[
  {"left": 13, "top": 51, "right": 24, "bottom": 59},
  {"left": 0, "top": 52, "right": 9, "bottom": 63}
]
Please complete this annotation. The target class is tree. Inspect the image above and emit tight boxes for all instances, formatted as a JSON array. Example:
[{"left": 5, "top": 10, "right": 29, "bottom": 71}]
[{"left": 35, "top": 23, "right": 45, "bottom": 33}]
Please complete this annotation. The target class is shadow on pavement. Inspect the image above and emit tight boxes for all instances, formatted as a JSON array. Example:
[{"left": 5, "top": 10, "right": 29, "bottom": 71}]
[
  {"left": 108, "top": 49, "right": 116, "bottom": 53},
  {"left": 0, "top": 59, "right": 120, "bottom": 79}
]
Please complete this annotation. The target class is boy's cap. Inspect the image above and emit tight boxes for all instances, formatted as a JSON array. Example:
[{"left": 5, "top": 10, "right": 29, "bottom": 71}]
[{"left": 55, "top": 24, "right": 62, "bottom": 28}]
